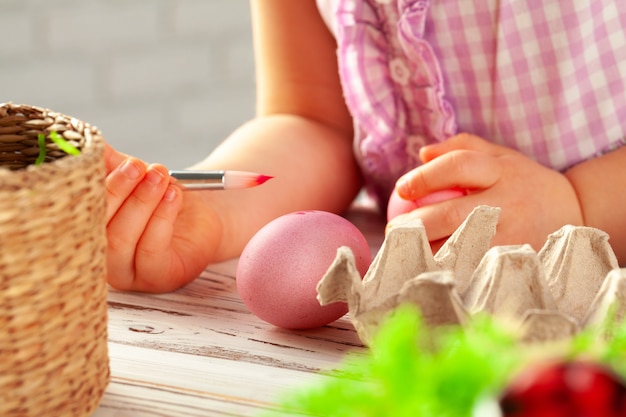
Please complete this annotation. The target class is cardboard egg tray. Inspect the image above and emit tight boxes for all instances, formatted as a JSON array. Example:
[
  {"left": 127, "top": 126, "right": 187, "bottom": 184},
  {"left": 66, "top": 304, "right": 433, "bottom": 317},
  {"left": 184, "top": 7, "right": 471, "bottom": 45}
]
[{"left": 317, "top": 206, "right": 626, "bottom": 345}]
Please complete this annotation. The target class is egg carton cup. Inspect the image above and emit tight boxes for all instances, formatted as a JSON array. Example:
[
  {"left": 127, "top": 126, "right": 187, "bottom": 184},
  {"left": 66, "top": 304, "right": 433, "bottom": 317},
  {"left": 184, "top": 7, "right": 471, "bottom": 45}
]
[{"left": 317, "top": 205, "right": 625, "bottom": 345}]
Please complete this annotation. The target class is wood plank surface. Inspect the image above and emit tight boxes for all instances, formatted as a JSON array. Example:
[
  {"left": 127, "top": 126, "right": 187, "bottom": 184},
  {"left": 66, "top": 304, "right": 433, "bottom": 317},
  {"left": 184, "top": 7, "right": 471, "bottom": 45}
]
[{"left": 93, "top": 207, "right": 386, "bottom": 416}]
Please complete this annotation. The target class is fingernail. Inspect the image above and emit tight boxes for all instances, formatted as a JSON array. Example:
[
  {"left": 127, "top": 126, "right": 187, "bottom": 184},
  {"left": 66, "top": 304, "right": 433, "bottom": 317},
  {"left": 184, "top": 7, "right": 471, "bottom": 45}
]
[
  {"left": 120, "top": 159, "right": 141, "bottom": 180},
  {"left": 396, "top": 177, "right": 410, "bottom": 195},
  {"left": 163, "top": 186, "right": 177, "bottom": 202},
  {"left": 145, "top": 168, "right": 165, "bottom": 185}
]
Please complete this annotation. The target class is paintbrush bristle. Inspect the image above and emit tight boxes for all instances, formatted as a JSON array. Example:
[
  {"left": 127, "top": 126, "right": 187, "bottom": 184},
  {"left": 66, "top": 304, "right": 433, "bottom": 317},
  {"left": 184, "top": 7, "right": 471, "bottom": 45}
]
[{"left": 223, "top": 171, "right": 274, "bottom": 189}]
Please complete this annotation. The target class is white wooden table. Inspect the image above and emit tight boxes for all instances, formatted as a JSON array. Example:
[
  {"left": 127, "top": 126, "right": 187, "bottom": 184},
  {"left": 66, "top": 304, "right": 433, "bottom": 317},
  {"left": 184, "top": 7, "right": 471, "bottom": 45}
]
[{"left": 93, "top": 208, "right": 385, "bottom": 417}]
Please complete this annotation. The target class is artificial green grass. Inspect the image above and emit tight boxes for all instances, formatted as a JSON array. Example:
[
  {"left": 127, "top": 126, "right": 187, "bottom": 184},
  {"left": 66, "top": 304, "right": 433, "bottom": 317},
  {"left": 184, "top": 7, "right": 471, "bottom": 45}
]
[{"left": 266, "top": 305, "right": 626, "bottom": 417}]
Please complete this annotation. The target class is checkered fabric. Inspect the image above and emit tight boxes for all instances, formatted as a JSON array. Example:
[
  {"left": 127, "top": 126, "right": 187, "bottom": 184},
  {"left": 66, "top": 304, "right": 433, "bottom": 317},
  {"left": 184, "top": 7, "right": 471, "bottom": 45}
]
[{"left": 317, "top": 0, "right": 626, "bottom": 206}]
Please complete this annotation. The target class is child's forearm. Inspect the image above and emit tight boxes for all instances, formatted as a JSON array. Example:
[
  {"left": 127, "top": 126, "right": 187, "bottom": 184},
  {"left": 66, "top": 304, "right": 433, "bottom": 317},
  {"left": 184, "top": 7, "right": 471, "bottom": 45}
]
[
  {"left": 190, "top": 114, "right": 363, "bottom": 261},
  {"left": 565, "top": 145, "right": 626, "bottom": 264}
]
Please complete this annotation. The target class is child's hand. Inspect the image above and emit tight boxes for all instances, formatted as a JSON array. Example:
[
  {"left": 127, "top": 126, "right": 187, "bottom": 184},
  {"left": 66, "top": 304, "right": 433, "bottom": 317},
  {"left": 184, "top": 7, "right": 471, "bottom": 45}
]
[
  {"left": 393, "top": 133, "right": 584, "bottom": 252},
  {"left": 104, "top": 144, "right": 221, "bottom": 292}
]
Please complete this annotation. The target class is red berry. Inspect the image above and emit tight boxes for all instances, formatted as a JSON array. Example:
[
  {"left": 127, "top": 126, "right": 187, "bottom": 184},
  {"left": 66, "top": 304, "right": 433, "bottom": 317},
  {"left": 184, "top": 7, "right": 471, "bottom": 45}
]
[{"left": 500, "top": 361, "right": 626, "bottom": 417}]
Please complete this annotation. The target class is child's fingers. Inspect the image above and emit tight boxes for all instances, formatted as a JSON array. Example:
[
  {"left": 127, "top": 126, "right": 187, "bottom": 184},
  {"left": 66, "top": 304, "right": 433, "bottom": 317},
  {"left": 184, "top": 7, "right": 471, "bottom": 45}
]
[
  {"left": 104, "top": 143, "right": 131, "bottom": 174},
  {"left": 406, "top": 193, "right": 491, "bottom": 243},
  {"left": 419, "top": 133, "right": 501, "bottom": 163},
  {"left": 395, "top": 150, "right": 502, "bottom": 200},
  {"left": 105, "top": 157, "right": 147, "bottom": 223},
  {"left": 106, "top": 164, "right": 170, "bottom": 289},
  {"left": 132, "top": 185, "right": 184, "bottom": 292}
]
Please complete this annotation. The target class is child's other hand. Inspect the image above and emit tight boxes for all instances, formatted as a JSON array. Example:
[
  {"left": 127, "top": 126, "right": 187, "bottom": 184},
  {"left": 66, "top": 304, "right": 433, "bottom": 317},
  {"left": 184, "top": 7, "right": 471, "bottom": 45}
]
[
  {"left": 393, "top": 133, "right": 584, "bottom": 253},
  {"left": 104, "top": 144, "right": 220, "bottom": 292}
]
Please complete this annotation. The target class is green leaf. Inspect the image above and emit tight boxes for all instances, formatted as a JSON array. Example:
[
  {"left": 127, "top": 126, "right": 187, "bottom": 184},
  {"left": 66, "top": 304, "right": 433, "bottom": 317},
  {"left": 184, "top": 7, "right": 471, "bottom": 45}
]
[
  {"left": 35, "top": 133, "right": 47, "bottom": 165},
  {"left": 49, "top": 131, "right": 80, "bottom": 156},
  {"left": 35, "top": 131, "right": 81, "bottom": 166}
]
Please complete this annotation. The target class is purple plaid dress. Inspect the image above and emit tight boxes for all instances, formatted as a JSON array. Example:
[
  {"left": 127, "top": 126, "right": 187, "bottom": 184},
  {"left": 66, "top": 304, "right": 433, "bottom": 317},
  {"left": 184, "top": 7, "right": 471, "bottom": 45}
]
[{"left": 317, "top": 0, "right": 626, "bottom": 207}]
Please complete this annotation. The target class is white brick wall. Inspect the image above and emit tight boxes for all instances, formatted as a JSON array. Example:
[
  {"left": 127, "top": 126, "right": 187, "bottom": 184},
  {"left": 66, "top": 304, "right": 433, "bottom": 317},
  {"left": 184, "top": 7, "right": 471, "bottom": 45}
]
[{"left": 0, "top": 0, "right": 256, "bottom": 168}]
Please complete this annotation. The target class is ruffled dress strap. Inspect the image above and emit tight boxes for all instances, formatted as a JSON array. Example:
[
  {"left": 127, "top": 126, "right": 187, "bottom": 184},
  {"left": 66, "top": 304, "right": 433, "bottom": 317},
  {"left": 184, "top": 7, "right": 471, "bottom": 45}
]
[{"left": 333, "top": 0, "right": 456, "bottom": 205}]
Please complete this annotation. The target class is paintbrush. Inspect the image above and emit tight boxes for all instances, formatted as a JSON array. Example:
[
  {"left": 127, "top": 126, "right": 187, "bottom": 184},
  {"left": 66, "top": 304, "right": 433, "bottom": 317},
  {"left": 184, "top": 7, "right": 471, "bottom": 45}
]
[{"left": 169, "top": 170, "right": 273, "bottom": 190}]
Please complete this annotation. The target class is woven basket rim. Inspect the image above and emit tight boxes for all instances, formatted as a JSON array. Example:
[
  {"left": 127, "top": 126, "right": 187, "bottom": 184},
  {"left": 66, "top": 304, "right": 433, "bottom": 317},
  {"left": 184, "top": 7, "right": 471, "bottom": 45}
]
[{"left": 0, "top": 102, "right": 105, "bottom": 180}]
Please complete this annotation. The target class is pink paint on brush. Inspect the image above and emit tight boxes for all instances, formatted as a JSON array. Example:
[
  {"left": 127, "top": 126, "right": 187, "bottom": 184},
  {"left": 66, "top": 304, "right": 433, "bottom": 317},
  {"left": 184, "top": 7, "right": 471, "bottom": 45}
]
[{"left": 254, "top": 174, "right": 274, "bottom": 186}]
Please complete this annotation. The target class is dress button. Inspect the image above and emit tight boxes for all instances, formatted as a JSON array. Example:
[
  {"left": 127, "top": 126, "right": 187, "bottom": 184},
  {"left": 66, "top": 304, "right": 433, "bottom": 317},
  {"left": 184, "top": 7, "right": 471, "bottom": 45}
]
[{"left": 389, "top": 57, "right": 411, "bottom": 85}]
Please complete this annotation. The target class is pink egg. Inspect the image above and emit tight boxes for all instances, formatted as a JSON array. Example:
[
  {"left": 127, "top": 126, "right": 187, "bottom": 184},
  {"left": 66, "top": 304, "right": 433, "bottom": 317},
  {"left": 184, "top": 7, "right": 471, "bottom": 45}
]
[
  {"left": 387, "top": 188, "right": 467, "bottom": 221},
  {"left": 236, "top": 210, "right": 372, "bottom": 329}
]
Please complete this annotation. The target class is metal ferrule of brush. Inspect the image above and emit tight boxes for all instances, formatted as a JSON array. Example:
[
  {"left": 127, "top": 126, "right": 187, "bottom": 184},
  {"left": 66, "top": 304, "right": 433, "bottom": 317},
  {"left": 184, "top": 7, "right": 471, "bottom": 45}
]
[{"left": 169, "top": 170, "right": 225, "bottom": 190}]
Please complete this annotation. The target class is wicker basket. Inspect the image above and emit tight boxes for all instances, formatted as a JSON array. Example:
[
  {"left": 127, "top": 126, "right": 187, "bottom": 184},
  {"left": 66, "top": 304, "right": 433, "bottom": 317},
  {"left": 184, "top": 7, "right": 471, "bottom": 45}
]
[{"left": 0, "top": 103, "right": 110, "bottom": 416}]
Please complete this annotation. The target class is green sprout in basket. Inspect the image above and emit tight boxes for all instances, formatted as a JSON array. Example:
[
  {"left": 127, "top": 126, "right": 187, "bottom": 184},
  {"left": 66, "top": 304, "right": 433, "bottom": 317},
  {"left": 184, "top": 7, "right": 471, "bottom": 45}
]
[{"left": 35, "top": 131, "right": 81, "bottom": 165}]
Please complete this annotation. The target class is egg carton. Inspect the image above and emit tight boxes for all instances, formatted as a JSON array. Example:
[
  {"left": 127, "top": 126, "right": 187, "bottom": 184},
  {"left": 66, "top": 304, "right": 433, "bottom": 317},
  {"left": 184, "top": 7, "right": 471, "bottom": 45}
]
[{"left": 317, "top": 205, "right": 626, "bottom": 345}]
